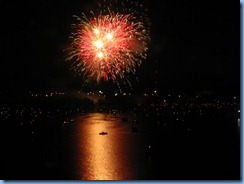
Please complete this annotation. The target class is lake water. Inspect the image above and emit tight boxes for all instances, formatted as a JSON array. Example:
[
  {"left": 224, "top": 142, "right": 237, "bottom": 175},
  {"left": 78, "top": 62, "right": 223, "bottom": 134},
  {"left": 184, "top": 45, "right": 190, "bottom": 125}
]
[
  {"left": 2, "top": 111, "right": 239, "bottom": 180},
  {"left": 61, "top": 112, "right": 152, "bottom": 180}
]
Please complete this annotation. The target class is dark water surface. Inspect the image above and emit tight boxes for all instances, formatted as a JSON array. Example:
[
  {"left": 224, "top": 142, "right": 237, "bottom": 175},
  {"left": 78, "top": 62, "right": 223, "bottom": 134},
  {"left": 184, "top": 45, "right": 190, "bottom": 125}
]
[
  {"left": 1, "top": 111, "right": 240, "bottom": 180},
  {"left": 2, "top": 112, "right": 153, "bottom": 180}
]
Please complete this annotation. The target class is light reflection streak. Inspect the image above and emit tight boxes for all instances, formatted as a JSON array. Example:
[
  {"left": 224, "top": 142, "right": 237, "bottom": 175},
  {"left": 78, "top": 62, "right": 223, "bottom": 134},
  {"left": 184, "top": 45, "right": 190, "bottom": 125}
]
[{"left": 75, "top": 113, "right": 124, "bottom": 180}]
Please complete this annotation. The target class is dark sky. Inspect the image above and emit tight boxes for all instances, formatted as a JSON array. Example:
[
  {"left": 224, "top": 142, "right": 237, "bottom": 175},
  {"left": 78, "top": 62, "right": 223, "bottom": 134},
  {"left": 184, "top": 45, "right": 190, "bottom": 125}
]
[{"left": 0, "top": 0, "right": 239, "bottom": 95}]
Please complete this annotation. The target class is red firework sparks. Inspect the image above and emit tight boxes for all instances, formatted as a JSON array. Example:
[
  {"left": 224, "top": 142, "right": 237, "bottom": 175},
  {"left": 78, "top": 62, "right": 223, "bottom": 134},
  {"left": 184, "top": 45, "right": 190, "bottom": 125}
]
[{"left": 67, "top": 7, "right": 149, "bottom": 83}]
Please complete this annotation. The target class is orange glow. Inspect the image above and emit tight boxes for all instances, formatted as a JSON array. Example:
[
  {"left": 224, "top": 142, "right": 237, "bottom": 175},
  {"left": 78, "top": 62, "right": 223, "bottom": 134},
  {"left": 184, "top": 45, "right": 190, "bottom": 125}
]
[{"left": 74, "top": 113, "right": 124, "bottom": 180}]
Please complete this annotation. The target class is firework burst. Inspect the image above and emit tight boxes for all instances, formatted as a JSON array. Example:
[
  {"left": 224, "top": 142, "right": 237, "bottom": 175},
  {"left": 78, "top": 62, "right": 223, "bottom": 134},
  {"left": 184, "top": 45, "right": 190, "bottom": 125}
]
[{"left": 67, "top": 0, "right": 150, "bottom": 85}]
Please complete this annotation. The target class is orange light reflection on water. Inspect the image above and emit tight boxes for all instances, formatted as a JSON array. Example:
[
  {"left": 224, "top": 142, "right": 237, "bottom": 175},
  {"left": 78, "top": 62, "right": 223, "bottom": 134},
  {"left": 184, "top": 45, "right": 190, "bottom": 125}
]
[{"left": 74, "top": 113, "right": 124, "bottom": 180}]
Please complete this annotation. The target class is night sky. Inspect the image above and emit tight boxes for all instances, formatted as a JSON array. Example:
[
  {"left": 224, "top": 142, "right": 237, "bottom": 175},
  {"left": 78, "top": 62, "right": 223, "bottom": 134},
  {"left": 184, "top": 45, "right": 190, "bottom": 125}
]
[{"left": 0, "top": 0, "right": 239, "bottom": 95}]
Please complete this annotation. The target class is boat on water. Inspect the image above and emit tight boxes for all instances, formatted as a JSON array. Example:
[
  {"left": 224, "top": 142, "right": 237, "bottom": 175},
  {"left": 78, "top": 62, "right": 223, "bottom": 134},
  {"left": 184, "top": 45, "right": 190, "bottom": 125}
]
[{"left": 99, "top": 132, "right": 108, "bottom": 135}]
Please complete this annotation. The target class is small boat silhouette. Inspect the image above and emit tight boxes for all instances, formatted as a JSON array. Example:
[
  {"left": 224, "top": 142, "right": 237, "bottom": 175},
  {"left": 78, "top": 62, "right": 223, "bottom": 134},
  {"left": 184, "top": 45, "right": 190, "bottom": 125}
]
[{"left": 99, "top": 132, "right": 108, "bottom": 135}]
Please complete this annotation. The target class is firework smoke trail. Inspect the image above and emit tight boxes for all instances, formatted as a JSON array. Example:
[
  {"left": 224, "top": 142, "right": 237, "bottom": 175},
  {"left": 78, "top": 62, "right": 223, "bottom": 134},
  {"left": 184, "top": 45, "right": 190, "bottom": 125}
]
[{"left": 67, "top": 0, "right": 150, "bottom": 87}]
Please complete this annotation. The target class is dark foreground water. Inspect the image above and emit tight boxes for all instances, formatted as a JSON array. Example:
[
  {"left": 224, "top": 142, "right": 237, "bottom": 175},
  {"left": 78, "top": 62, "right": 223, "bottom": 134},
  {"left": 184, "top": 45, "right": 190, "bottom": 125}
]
[
  {"left": 1, "top": 112, "right": 153, "bottom": 180},
  {"left": 1, "top": 111, "right": 240, "bottom": 180}
]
